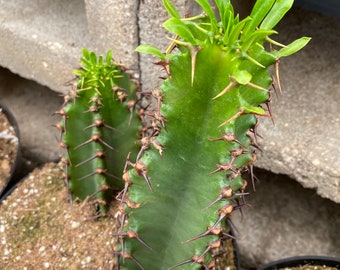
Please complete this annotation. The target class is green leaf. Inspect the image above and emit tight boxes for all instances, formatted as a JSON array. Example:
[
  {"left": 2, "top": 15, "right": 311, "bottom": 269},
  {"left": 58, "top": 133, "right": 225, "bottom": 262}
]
[
  {"left": 260, "top": 0, "right": 294, "bottom": 30},
  {"left": 276, "top": 37, "right": 311, "bottom": 57},
  {"left": 135, "top": 44, "right": 165, "bottom": 60},
  {"left": 215, "top": 0, "right": 232, "bottom": 29},
  {"left": 163, "top": 17, "right": 197, "bottom": 44},
  {"left": 233, "top": 70, "right": 252, "bottom": 85},
  {"left": 105, "top": 50, "right": 112, "bottom": 65},
  {"left": 222, "top": 10, "right": 236, "bottom": 44},
  {"left": 241, "top": 29, "right": 277, "bottom": 51},
  {"left": 89, "top": 51, "right": 97, "bottom": 65},
  {"left": 196, "top": 0, "right": 218, "bottom": 32},
  {"left": 244, "top": 105, "right": 266, "bottom": 115},
  {"left": 98, "top": 55, "right": 103, "bottom": 66},
  {"left": 162, "top": 0, "right": 180, "bottom": 18},
  {"left": 243, "top": 0, "right": 275, "bottom": 36},
  {"left": 82, "top": 48, "right": 90, "bottom": 60},
  {"left": 73, "top": 69, "right": 84, "bottom": 76},
  {"left": 226, "top": 16, "right": 251, "bottom": 45}
]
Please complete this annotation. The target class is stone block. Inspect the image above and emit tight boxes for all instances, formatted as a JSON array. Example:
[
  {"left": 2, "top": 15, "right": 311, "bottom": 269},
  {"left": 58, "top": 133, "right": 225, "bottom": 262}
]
[
  {"left": 256, "top": 8, "right": 340, "bottom": 203},
  {"left": 232, "top": 169, "right": 340, "bottom": 269},
  {"left": 0, "top": 0, "right": 90, "bottom": 93},
  {"left": 84, "top": 0, "right": 139, "bottom": 71}
]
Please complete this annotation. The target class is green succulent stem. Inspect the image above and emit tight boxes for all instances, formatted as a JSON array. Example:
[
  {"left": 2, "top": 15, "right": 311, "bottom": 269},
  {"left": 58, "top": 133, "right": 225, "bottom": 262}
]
[
  {"left": 117, "top": 0, "right": 310, "bottom": 269},
  {"left": 57, "top": 49, "right": 140, "bottom": 212}
]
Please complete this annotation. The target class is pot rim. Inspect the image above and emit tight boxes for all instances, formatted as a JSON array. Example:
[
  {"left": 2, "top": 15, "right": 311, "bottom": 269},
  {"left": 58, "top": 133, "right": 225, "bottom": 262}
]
[
  {"left": 0, "top": 102, "right": 23, "bottom": 201},
  {"left": 258, "top": 255, "right": 340, "bottom": 270}
]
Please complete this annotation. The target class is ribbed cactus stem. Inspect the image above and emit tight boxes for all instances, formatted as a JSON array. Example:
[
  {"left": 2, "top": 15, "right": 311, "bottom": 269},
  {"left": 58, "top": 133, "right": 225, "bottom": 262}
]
[
  {"left": 113, "top": 0, "right": 309, "bottom": 269},
  {"left": 56, "top": 49, "right": 140, "bottom": 212}
]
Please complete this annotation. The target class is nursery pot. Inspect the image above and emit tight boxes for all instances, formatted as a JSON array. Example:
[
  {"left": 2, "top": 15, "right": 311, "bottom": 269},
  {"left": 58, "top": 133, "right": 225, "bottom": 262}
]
[
  {"left": 258, "top": 256, "right": 340, "bottom": 270},
  {"left": 0, "top": 102, "right": 23, "bottom": 201}
]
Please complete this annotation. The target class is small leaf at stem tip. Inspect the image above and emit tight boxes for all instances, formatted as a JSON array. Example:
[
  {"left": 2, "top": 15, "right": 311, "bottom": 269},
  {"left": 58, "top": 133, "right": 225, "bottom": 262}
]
[
  {"left": 135, "top": 45, "right": 165, "bottom": 61},
  {"left": 163, "top": 17, "right": 197, "bottom": 44},
  {"left": 82, "top": 48, "right": 90, "bottom": 60},
  {"left": 105, "top": 50, "right": 113, "bottom": 65},
  {"left": 260, "top": 0, "right": 294, "bottom": 30},
  {"left": 244, "top": 106, "right": 266, "bottom": 116},
  {"left": 195, "top": 0, "right": 218, "bottom": 31},
  {"left": 275, "top": 37, "right": 311, "bottom": 58},
  {"left": 89, "top": 51, "right": 97, "bottom": 65},
  {"left": 162, "top": 0, "right": 180, "bottom": 18},
  {"left": 232, "top": 70, "right": 252, "bottom": 85},
  {"left": 73, "top": 69, "right": 84, "bottom": 76}
]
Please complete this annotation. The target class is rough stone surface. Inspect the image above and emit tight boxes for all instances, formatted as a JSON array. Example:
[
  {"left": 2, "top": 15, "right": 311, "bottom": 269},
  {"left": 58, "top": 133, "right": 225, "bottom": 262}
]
[
  {"left": 0, "top": 0, "right": 90, "bottom": 94},
  {"left": 84, "top": 0, "right": 139, "bottom": 71},
  {"left": 256, "top": 8, "right": 340, "bottom": 203},
  {"left": 232, "top": 168, "right": 340, "bottom": 269}
]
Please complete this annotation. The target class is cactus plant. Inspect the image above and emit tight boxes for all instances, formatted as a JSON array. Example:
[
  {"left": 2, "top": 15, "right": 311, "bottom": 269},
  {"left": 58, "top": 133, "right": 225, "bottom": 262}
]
[
  {"left": 115, "top": 0, "right": 310, "bottom": 269},
  {"left": 56, "top": 49, "right": 140, "bottom": 212}
]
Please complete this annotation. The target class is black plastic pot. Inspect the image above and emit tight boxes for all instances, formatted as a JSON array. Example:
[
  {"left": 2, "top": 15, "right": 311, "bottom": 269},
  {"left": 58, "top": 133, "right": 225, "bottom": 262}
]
[
  {"left": 258, "top": 256, "right": 340, "bottom": 270},
  {"left": 0, "top": 102, "right": 24, "bottom": 202}
]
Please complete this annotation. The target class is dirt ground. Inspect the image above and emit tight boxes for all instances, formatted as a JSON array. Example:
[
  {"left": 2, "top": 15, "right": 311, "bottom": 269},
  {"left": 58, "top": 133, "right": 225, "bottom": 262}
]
[
  {"left": 0, "top": 162, "right": 121, "bottom": 269},
  {"left": 0, "top": 162, "right": 239, "bottom": 270}
]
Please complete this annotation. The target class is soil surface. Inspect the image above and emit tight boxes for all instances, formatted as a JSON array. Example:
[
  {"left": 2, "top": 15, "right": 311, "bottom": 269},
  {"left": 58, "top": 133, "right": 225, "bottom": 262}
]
[
  {"left": 0, "top": 107, "right": 19, "bottom": 191},
  {"left": 0, "top": 162, "right": 238, "bottom": 270},
  {"left": 280, "top": 266, "right": 338, "bottom": 270},
  {"left": 0, "top": 162, "right": 120, "bottom": 269}
]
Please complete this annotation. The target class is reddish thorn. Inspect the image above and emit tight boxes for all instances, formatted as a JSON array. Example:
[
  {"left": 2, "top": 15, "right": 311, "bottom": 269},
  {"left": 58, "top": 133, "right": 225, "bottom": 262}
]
[
  {"left": 168, "top": 258, "right": 193, "bottom": 270},
  {"left": 209, "top": 161, "right": 236, "bottom": 175},
  {"left": 203, "top": 186, "right": 234, "bottom": 210},
  {"left": 275, "top": 59, "right": 282, "bottom": 93},
  {"left": 265, "top": 101, "right": 275, "bottom": 125},
  {"left": 209, "top": 132, "right": 244, "bottom": 146},
  {"left": 213, "top": 81, "right": 235, "bottom": 99},
  {"left": 128, "top": 159, "right": 152, "bottom": 191},
  {"left": 248, "top": 164, "right": 259, "bottom": 191},
  {"left": 218, "top": 109, "right": 244, "bottom": 127},
  {"left": 197, "top": 239, "right": 221, "bottom": 262},
  {"left": 126, "top": 230, "right": 154, "bottom": 251},
  {"left": 74, "top": 151, "right": 106, "bottom": 167},
  {"left": 53, "top": 108, "right": 68, "bottom": 117},
  {"left": 122, "top": 252, "right": 145, "bottom": 270},
  {"left": 185, "top": 204, "right": 233, "bottom": 244}
]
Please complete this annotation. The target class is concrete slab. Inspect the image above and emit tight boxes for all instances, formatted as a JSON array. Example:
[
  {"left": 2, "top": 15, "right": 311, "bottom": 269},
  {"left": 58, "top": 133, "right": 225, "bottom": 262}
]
[
  {"left": 0, "top": 0, "right": 90, "bottom": 93},
  {"left": 256, "top": 7, "right": 340, "bottom": 203},
  {"left": 232, "top": 168, "right": 340, "bottom": 269},
  {"left": 84, "top": 0, "right": 140, "bottom": 71}
]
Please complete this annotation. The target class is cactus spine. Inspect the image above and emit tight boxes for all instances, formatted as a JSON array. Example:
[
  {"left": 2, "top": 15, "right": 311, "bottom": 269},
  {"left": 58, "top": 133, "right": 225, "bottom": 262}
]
[
  {"left": 115, "top": 0, "right": 310, "bottom": 269},
  {"left": 57, "top": 49, "right": 140, "bottom": 212}
]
